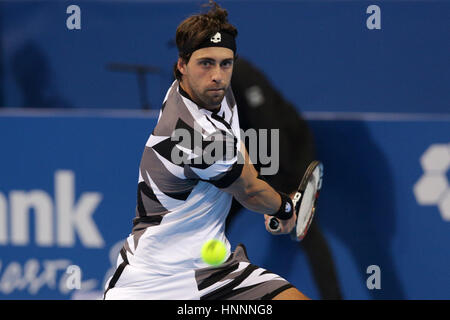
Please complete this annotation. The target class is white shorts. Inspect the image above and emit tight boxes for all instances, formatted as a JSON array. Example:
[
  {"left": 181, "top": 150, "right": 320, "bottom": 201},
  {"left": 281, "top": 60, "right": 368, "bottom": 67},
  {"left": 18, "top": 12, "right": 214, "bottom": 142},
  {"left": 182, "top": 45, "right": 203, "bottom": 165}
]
[{"left": 104, "top": 244, "right": 294, "bottom": 300}]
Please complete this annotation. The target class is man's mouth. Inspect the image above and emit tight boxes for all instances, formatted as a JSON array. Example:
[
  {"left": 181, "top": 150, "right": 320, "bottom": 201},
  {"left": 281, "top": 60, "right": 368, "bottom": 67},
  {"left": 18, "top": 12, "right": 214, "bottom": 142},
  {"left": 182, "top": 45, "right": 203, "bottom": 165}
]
[{"left": 207, "top": 88, "right": 225, "bottom": 92}]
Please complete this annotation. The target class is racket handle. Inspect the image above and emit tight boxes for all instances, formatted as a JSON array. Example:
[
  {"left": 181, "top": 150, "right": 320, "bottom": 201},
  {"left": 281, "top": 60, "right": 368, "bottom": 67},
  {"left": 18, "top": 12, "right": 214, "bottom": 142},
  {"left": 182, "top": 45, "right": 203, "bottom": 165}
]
[{"left": 268, "top": 217, "right": 280, "bottom": 232}]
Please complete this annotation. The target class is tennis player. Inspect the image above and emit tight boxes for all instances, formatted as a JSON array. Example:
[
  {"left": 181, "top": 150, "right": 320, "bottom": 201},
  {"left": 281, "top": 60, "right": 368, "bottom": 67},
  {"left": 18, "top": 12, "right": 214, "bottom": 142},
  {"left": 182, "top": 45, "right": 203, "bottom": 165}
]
[{"left": 104, "top": 1, "right": 308, "bottom": 300}]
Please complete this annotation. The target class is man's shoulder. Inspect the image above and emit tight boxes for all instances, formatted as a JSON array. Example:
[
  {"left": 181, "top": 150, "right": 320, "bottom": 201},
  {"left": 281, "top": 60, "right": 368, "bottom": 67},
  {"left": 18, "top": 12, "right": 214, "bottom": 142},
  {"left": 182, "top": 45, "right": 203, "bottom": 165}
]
[{"left": 152, "top": 82, "right": 198, "bottom": 137}]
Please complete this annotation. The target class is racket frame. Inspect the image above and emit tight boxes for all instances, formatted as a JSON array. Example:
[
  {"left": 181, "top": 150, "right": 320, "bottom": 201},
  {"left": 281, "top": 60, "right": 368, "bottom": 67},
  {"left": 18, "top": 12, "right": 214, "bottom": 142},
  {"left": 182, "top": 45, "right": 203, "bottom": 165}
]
[{"left": 268, "top": 160, "right": 324, "bottom": 242}]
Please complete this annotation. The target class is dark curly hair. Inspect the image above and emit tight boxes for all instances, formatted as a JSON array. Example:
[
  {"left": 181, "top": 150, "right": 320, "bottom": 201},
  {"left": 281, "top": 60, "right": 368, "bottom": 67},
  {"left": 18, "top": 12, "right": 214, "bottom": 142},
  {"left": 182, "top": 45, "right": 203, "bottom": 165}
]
[{"left": 173, "top": 1, "right": 238, "bottom": 80}]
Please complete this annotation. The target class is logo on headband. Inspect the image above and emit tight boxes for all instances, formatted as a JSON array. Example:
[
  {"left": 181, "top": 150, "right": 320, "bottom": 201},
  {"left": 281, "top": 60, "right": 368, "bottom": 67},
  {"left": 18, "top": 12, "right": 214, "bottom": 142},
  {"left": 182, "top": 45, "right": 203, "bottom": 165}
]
[
  {"left": 285, "top": 202, "right": 291, "bottom": 213},
  {"left": 210, "top": 32, "right": 221, "bottom": 43}
]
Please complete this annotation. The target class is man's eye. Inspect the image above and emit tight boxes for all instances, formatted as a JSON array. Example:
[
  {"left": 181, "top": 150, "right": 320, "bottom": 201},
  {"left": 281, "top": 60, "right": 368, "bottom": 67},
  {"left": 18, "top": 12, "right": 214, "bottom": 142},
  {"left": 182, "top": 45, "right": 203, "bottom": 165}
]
[
  {"left": 221, "top": 61, "right": 233, "bottom": 67},
  {"left": 201, "top": 61, "right": 212, "bottom": 67}
]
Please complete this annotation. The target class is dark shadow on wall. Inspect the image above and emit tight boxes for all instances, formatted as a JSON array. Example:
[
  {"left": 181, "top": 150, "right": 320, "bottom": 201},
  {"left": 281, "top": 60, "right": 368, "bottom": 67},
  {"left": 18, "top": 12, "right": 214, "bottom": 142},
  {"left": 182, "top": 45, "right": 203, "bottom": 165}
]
[
  {"left": 311, "top": 120, "right": 405, "bottom": 299},
  {"left": 11, "top": 41, "right": 72, "bottom": 109},
  {"left": 0, "top": 7, "right": 4, "bottom": 107},
  {"left": 227, "top": 57, "right": 343, "bottom": 300}
]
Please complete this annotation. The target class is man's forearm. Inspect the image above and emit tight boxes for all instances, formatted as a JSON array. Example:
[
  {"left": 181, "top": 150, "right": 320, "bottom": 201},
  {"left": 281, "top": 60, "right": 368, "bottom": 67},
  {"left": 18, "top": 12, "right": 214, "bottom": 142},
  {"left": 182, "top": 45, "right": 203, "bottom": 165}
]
[
  {"left": 225, "top": 142, "right": 283, "bottom": 215},
  {"left": 235, "top": 178, "right": 282, "bottom": 215}
]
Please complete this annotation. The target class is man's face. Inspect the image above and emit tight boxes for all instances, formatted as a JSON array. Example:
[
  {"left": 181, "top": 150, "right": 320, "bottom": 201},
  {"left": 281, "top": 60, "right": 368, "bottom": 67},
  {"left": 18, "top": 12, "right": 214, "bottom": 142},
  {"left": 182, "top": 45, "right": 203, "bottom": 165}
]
[{"left": 178, "top": 47, "right": 234, "bottom": 110}]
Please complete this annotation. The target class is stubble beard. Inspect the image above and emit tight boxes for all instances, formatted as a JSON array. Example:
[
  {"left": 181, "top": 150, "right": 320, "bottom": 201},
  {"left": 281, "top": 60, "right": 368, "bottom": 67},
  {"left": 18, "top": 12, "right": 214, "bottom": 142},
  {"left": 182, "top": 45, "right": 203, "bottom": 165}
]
[
  {"left": 181, "top": 77, "right": 227, "bottom": 110},
  {"left": 202, "top": 90, "right": 226, "bottom": 109}
]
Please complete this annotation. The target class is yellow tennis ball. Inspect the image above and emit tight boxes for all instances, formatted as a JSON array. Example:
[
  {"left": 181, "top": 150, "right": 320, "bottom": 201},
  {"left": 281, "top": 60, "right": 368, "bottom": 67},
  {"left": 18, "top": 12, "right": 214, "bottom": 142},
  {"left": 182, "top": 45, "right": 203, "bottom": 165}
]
[{"left": 201, "top": 239, "right": 227, "bottom": 266}]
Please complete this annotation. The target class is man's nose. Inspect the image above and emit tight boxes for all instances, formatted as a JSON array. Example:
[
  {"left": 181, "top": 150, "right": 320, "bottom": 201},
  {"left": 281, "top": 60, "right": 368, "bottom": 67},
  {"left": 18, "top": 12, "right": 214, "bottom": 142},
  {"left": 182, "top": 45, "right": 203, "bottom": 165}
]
[{"left": 211, "top": 66, "right": 224, "bottom": 83}]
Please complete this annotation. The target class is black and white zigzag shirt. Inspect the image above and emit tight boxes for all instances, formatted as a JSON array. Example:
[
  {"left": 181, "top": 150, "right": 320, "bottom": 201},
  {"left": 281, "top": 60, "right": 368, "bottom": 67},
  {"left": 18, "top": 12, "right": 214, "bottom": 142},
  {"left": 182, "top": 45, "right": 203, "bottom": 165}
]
[{"left": 123, "top": 80, "right": 243, "bottom": 274}]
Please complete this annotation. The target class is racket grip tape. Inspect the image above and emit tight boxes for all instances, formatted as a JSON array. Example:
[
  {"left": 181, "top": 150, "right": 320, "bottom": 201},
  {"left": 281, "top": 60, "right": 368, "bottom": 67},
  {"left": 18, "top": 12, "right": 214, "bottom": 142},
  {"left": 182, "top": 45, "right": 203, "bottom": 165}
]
[{"left": 268, "top": 217, "right": 280, "bottom": 232}]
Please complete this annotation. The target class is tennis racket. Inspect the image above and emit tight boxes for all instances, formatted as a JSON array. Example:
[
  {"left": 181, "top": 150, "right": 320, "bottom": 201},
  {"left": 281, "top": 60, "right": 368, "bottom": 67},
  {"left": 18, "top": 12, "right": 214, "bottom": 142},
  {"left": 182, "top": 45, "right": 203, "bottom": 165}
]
[{"left": 268, "top": 160, "right": 324, "bottom": 241}]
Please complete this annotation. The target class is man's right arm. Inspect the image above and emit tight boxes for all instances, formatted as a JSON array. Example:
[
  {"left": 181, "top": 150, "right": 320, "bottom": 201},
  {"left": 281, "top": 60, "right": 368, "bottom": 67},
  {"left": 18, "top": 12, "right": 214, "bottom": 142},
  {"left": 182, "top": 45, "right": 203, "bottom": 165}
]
[{"left": 222, "top": 142, "right": 296, "bottom": 234}]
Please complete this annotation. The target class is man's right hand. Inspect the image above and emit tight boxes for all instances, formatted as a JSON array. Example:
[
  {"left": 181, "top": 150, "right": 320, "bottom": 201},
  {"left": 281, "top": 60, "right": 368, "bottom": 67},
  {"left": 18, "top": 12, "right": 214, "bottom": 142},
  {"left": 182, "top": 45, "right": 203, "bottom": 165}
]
[{"left": 264, "top": 209, "right": 297, "bottom": 235}]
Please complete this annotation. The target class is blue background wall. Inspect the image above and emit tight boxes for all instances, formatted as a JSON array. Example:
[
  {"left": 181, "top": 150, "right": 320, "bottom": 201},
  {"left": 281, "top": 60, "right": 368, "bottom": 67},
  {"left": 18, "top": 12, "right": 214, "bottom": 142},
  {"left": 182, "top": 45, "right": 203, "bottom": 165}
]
[
  {"left": 0, "top": 0, "right": 449, "bottom": 299},
  {"left": 1, "top": 0, "right": 449, "bottom": 113}
]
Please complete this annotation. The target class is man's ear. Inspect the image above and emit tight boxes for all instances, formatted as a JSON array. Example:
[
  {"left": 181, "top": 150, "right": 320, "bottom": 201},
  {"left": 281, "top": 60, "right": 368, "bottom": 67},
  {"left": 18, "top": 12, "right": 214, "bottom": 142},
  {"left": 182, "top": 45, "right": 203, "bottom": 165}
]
[{"left": 177, "top": 58, "right": 187, "bottom": 75}]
